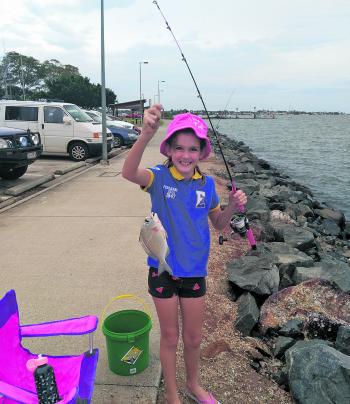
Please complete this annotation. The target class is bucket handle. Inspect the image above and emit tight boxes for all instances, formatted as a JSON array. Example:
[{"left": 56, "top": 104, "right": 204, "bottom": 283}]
[{"left": 100, "top": 294, "right": 152, "bottom": 329}]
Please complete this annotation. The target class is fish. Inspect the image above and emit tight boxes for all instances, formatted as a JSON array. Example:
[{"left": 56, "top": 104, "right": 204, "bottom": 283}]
[{"left": 139, "top": 212, "right": 173, "bottom": 276}]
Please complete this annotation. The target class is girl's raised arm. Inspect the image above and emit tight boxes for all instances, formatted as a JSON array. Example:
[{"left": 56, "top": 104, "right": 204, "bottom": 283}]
[{"left": 122, "top": 104, "right": 162, "bottom": 187}]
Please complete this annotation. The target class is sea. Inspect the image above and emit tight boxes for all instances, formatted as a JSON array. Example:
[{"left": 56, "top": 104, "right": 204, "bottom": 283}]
[{"left": 211, "top": 114, "right": 350, "bottom": 221}]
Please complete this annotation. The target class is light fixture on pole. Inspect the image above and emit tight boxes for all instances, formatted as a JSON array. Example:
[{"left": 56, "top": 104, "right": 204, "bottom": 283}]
[
  {"left": 139, "top": 61, "right": 148, "bottom": 123},
  {"left": 157, "top": 80, "right": 165, "bottom": 104}
]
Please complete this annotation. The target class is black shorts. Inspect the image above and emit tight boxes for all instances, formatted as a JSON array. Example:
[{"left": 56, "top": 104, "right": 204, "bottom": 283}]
[{"left": 148, "top": 267, "right": 206, "bottom": 299}]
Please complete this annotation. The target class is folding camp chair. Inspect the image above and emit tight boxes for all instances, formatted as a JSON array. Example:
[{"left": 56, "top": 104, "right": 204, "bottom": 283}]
[{"left": 0, "top": 290, "right": 99, "bottom": 403}]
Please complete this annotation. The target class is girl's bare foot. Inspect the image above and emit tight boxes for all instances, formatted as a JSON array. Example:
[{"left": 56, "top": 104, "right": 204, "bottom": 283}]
[{"left": 186, "top": 383, "right": 219, "bottom": 403}]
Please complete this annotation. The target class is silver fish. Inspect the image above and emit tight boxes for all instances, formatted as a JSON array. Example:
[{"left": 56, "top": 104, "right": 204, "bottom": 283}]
[{"left": 139, "top": 212, "right": 173, "bottom": 276}]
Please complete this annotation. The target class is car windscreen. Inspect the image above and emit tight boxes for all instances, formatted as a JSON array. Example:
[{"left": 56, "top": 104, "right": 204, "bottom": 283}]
[
  {"left": 86, "top": 112, "right": 102, "bottom": 123},
  {"left": 64, "top": 105, "right": 93, "bottom": 122}
]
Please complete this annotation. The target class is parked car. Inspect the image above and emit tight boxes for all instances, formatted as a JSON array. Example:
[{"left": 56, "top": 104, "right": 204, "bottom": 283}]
[
  {"left": 83, "top": 110, "right": 139, "bottom": 148},
  {"left": 0, "top": 127, "right": 42, "bottom": 179},
  {"left": 0, "top": 100, "right": 113, "bottom": 161},
  {"left": 84, "top": 110, "right": 136, "bottom": 130},
  {"left": 105, "top": 114, "right": 141, "bottom": 134}
]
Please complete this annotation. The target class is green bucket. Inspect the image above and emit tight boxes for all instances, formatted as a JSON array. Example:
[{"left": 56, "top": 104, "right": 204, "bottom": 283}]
[{"left": 101, "top": 294, "right": 152, "bottom": 376}]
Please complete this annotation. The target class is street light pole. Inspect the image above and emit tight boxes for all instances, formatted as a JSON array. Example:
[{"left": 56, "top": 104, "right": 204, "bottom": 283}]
[
  {"left": 157, "top": 80, "right": 165, "bottom": 104},
  {"left": 100, "top": 0, "right": 108, "bottom": 164},
  {"left": 139, "top": 61, "right": 148, "bottom": 124}
]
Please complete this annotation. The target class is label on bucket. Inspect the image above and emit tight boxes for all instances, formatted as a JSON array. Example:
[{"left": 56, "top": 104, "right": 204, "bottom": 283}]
[{"left": 121, "top": 346, "right": 143, "bottom": 365}]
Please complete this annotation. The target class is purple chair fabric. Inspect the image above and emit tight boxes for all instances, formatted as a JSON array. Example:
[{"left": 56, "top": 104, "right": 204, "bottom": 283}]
[{"left": 0, "top": 290, "right": 99, "bottom": 403}]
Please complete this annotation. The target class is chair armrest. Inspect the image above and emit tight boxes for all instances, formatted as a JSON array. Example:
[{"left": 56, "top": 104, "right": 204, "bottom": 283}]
[
  {"left": 20, "top": 315, "right": 98, "bottom": 337},
  {"left": 0, "top": 380, "right": 37, "bottom": 403}
]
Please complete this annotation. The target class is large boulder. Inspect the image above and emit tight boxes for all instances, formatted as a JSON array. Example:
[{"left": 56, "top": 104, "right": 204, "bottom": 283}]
[
  {"left": 293, "top": 255, "right": 350, "bottom": 293},
  {"left": 286, "top": 340, "right": 350, "bottom": 404},
  {"left": 235, "top": 179, "right": 260, "bottom": 196},
  {"left": 251, "top": 242, "right": 314, "bottom": 267},
  {"left": 271, "top": 223, "right": 315, "bottom": 251},
  {"left": 259, "top": 279, "right": 350, "bottom": 334},
  {"left": 314, "top": 208, "right": 346, "bottom": 229},
  {"left": 227, "top": 255, "right": 279, "bottom": 295},
  {"left": 245, "top": 196, "right": 269, "bottom": 221},
  {"left": 317, "top": 218, "right": 342, "bottom": 237}
]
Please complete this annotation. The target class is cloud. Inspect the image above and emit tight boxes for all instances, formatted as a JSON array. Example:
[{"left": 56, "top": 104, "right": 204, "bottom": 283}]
[{"left": 1, "top": 0, "right": 349, "bottom": 111}]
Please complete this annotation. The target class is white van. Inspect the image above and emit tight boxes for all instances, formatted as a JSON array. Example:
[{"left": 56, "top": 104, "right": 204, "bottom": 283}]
[{"left": 0, "top": 100, "right": 113, "bottom": 161}]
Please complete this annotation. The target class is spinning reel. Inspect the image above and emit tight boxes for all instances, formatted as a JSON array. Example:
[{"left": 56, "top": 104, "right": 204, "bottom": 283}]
[{"left": 218, "top": 184, "right": 257, "bottom": 250}]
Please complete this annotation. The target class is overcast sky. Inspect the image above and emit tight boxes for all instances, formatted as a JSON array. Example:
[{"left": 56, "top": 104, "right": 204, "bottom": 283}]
[{"left": 1, "top": 0, "right": 350, "bottom": 112}]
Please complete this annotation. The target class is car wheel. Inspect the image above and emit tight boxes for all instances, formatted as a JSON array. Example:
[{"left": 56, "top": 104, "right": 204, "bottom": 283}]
[
  {"left": 0, "top": 165, "right": 28, "bottom": 180},
  {"left": 113, "top": 135, "right": 124, "bottom": 148},
  {"left": 68, "top": 142, "right": 89, "bottom": 161}
]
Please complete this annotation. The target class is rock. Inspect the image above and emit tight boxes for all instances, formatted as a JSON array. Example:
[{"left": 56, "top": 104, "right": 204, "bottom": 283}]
[
  {"left": 303, "top": 312, "right": 342, "bottom": 341},
  {"left": 227, "top": 256, "right": 279, "bottom": 295},
  {"left": 259, "top": 279, "right": 350, "bottom": 334},
  {"left": 279, "top": 263, "right": 296, "bottom": 290},
  {"left": 259, "top": 185, "right": 291, "bottom": 201},
  {"left": 234, "top": 292, "right": 260, "bottom": 336},
  {"left": 271, "top": 223, "right": 315, "bottom": 251},
  {"left": 273, "top": 336, "right": 296, "bottom": 359},
  {"left": 271, "top": 366, "right": 288, "bottom": 387},
  {"left": 229, "top": 161, "right": 256, "bottom": 174},
  {"left": 279, "top": 318, "right": 304, "bottom": 339},
  {"left": 314, "top": 208, "right": 346, "bottom": 229},
  {"left": 293, "top": 255, "right": 350, "bottom": 293},
  {"left": 251, "top": 242, "right": 314, "bottom": 267},
  {"left": 335, "top": 325, "right": 350, "bottom": 356},
  {"left": 235, "top": 179, "right": 260, "bottom": 195},
  {"left": 245, "top": 197, "right": 269, "bottom": 221},
  {"left": 270, "top": 210, "right": 296, "bottom": 224},
  {"left": 268, "top": 201, "right": 286, "bottom": 211},
  {"left": 286, "top": 340, "right": 350, "bottom": 404},
  {"left": 318, "top": 218, "right": 342, "bottom": 236}
]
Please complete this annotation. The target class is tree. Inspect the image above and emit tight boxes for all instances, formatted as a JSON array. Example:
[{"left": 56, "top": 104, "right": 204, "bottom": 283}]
[
  {"left": 45, "top": 75, "right": 116, "bottom": 108},
  {"left": 0, "top": 52, "right": 42, "bottom": 99},
  {"left": 0, "top": 51, "right": 116, "bottom": 107}
]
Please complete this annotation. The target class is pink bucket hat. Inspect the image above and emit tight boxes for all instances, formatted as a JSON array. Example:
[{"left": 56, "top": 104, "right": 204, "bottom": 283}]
[{"left": 160, "top": 113, "right": 211, "bottom": 160}]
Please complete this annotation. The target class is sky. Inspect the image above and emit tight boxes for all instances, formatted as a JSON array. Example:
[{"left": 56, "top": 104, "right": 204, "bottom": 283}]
[{"left": 1, "top": 0, "right": 350, "bottom": 112}]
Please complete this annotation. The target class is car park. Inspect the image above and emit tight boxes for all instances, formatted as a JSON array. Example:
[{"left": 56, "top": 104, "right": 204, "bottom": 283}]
[
  {"left": 84, "top": 110, "right": 139, "bottom": 148},
  {"left": 0, "top": 100, "right": 113, "bottom": 161},
  {"left": 0, "top": 127, "right": 42, "bottom": 179}
]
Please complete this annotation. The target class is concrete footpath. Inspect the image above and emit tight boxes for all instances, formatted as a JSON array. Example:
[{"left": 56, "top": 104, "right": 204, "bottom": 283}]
[{"left": 0, "top": 124, "right": 168, "bottom": 403}]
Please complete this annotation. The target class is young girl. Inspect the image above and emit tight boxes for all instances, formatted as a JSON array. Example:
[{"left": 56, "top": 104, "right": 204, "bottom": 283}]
[{"left": 122, "top": 104, "right": 247, "bottom": 404}]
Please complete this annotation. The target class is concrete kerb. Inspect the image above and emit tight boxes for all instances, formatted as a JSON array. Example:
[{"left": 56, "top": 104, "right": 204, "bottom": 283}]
[
  {"left": 4, "top": 174, "right": 55, "bottom": 196},
  {"left": 54, "top": 161, "right": 87, "bottom": 175}
]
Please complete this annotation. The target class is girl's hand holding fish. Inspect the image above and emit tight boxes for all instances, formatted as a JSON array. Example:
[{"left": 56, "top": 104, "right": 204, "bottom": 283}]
[{"left": 141, "top": 104, "right": 163, "bottom": 140}]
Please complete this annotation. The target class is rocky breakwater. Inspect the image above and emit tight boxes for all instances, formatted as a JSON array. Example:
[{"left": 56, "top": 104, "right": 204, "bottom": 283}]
[{"left": 210, "top": 132, "right": 350, "bottom": 403}]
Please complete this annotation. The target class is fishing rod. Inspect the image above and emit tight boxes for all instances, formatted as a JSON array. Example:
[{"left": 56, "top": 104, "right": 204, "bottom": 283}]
[{"left": 152, "top": 1, "right": 257, "bottom": 250}]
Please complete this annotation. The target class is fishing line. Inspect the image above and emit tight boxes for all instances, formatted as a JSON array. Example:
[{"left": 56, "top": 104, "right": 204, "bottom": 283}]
[
  {"left": 215, "top": 89, "right": 235, "bottom": 132},
  {"left": 152, "top": 0, "right": 232, "bottom": 182}
]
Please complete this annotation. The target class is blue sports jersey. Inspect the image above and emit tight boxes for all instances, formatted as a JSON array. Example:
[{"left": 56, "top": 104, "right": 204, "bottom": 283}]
[{"left": 142, "top": 164, "right": 220, "bottom": 277}]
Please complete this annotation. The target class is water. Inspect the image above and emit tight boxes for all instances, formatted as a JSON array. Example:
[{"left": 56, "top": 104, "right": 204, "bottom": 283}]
[{"left": 213, "top": 115, "right": 350, "bottom": 221}]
